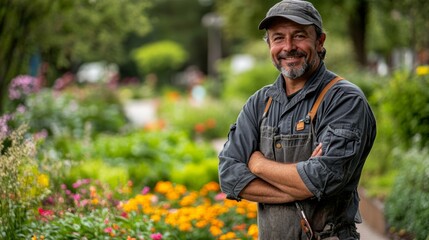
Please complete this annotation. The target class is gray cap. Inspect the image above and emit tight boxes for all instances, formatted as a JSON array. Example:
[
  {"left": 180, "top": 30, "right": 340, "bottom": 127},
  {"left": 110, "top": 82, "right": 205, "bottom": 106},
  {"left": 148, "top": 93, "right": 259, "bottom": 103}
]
[{"left": 258, "top": 0, "right": 322, "bottom": 30}]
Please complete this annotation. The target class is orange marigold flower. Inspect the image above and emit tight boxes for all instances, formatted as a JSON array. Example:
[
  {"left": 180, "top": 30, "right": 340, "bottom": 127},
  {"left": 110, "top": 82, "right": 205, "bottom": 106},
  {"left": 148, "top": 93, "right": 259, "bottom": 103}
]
[
  {"left": 209, "top": 225, "right": 222, "bottom": 236},
  {"left": 194, "top": 123, "right": 205, "bottom": 133},
  {"left": 205, "top": 118, "right": 217, "bottom": 128},
  {"left": 219, "top": 232, "right": 237, "bottom": 240},
  {"left": 154, "top": 181, "right": 173, "bottom": 194},
  {"left": 232, "top": 223, "right": 247, "bottom": 231},
  {"left": 247, "top": 224, "right": 258, "bottom": 239}
]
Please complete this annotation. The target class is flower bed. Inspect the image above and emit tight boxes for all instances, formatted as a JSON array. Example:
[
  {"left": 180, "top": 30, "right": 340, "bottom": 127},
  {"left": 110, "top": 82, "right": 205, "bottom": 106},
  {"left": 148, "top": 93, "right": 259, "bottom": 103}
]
[{"left": 25, "top": 180, "right": 258, "bottom": 240}]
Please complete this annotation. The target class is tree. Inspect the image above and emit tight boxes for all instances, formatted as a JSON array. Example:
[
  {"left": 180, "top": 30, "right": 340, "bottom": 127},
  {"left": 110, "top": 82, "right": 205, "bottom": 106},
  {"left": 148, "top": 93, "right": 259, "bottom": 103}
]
[
  {"left": 0, "top": 0, "right": 151, "bottom": 113},
  {"left": 0, "top": 0, "right": 53, "bottom": 113}
]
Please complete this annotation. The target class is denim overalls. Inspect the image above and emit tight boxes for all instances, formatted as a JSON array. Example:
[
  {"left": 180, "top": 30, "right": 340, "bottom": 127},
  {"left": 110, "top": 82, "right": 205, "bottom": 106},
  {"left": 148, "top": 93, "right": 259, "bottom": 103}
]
[{"left": 257, "top": 77, "right": 359, "bottom": 240}]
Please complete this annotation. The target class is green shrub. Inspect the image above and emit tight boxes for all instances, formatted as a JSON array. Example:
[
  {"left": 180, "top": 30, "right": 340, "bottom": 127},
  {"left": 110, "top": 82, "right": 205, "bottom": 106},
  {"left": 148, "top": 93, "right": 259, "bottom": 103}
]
[
  {"left": 53, "top": 129, "right": 219, "bottom": 190},
  {"left": 158, "top": 95, "right": 242, "bottom": 140},
  {"left": 383, "top": 70, "right": 429, "bottom": 149},
  {"left": 171, "top": 157, "right": 219, "bottom": 190},
  {"left": 0, "top": 125, "right": 50, "bottom": 239},
  {"left": 133, "top": 40, "right": 188, "bottom": 86},
  {"left": 68, "top": 159, "right": 129, "bottom": 190},
  {"left": 222, "top": 62, "right": 278, "bottom": 101},
  {"left": 11, "top": 86, "right": 127, "bottom": 139},
  {"left": 384, "top": 146, "right": 429, "bottom": 240}
]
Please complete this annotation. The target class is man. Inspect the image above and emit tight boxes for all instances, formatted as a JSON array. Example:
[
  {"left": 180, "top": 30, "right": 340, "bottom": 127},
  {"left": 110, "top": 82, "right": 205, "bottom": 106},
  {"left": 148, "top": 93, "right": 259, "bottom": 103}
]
[{"left": 218, "top": 0, "right": 377, "bottom": 239}]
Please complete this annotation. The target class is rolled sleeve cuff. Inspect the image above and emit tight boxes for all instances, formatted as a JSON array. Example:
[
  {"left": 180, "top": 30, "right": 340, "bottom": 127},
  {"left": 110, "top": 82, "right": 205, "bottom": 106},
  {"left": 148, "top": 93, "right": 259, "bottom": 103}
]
[
  {"left": 226, "top": 174, "right": 257, "bottom": 201},
  {"left": 297, "top": 161, "right": 322, "bottom": 200}
]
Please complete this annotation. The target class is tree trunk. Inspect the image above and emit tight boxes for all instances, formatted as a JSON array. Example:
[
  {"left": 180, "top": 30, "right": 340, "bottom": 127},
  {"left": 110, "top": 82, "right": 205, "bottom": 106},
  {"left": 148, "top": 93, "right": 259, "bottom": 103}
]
[{"left": 348, "top": 0, "right": 369, "bottom": 67}]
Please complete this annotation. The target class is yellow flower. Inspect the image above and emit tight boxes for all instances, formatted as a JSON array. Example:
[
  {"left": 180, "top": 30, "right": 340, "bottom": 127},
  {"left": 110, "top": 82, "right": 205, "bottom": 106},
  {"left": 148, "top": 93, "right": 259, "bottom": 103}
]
[
  {"left": 37, "top": 174, "right": 49, "bottom": 188},
  {"left": 180, "top": 192, "right": 198, "bottom": 206},
  {"left": 150, "top": 214, "right": 161, "bottom": 222},
  {"left": 209, "top": 225, "right": 222, "bottom": 236},
  {"left": 91, "top": 197, "right": 99, "bottom": 205},
  {"left": 200, "top": 181, "right": 220, "bottom": 195},
  {"left": 179, "top": 222, "right": 193, "bottom": 232},
  {"left": 416, "top": 65, "right": 429, "bottom": 76},
  {"left": 247, "top": 224, "right": 258, "bottom": 239},
  {"left": 219, "top": 232, "right": 237, "bottom": 240}
]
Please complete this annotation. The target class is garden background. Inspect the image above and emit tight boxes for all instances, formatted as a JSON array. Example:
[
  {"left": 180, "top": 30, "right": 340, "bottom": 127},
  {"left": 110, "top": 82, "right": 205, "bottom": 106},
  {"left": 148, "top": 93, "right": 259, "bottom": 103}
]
[{"left": 1, "top": 0, "right": 429, "bottom": 239}]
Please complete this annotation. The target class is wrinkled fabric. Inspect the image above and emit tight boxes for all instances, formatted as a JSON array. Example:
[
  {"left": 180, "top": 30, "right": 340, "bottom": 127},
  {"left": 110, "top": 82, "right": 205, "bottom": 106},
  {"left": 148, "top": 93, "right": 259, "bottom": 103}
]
[{"left": 218, "top": 63, "right": 376, "bottom": 236}]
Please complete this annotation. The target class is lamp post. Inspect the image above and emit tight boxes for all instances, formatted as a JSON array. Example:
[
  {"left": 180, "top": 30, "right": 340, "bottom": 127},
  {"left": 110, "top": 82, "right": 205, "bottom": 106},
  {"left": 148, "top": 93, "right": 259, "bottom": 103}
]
[{"left": 202, "top": 12, "right": 223, "bottom": 80}]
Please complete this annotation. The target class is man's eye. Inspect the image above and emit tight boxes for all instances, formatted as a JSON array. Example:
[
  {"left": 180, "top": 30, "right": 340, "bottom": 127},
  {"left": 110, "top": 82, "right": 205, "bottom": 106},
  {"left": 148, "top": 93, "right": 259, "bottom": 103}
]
[{"left": 273, "top": 36, "right": 283, "bottom": 42}]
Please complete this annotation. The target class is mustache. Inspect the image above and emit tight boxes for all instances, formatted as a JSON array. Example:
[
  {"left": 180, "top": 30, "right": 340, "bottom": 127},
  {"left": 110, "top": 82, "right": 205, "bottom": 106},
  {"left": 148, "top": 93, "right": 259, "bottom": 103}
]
[{"left": 277, "top": 50, "right": 307, "bottom": 60}]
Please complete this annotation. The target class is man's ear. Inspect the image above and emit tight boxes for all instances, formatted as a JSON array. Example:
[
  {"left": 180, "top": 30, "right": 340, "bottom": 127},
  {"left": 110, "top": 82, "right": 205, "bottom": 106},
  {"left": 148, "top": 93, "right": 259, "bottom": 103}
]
[{"left": 317, "top": 33, "right": 326, "bottom": 52}]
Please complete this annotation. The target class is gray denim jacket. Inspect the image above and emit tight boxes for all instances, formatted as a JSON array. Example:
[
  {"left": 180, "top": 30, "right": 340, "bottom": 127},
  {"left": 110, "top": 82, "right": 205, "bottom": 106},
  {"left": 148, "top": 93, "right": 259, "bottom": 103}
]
[{"left": 218, "top": 63, "right": 376, "bottom": 220}]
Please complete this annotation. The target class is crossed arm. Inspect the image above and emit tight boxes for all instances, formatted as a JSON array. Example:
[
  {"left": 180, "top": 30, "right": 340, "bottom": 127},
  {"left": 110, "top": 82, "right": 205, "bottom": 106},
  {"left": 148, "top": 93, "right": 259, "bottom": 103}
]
[{"left": 239, "top": 143, "right": 323, "bottom": 204}]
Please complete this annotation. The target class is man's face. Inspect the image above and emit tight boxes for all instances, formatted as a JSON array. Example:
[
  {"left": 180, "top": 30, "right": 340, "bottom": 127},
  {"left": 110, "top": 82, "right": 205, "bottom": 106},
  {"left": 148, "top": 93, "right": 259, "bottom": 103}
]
[{"left": 267, "top": 19, "right": 325, "bottom": 80}]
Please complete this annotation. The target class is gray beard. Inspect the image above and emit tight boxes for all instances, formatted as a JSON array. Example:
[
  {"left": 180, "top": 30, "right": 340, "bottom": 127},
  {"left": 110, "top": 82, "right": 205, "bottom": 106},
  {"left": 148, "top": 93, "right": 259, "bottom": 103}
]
[{"left": 280, "top": 61, "right": 309, "bottom": 79}]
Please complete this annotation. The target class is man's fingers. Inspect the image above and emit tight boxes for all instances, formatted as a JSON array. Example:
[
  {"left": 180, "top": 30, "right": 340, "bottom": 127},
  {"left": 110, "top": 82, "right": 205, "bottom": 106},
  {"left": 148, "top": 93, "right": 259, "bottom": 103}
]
[{"left": 311, "top": 143, "right": 322, "bottom": 157}]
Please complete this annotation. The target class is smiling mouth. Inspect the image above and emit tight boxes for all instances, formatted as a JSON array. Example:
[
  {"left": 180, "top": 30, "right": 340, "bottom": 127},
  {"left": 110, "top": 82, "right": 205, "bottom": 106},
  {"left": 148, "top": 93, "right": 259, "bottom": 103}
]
[{"left": 277, "top": 51, "right": 306, "bottom": 62}]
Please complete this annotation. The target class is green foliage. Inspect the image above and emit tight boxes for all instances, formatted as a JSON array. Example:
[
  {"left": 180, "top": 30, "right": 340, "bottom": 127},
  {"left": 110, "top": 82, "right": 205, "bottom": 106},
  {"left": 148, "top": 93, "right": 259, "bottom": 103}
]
[
  {"left": 144, "top": 0, "right": 213, "bottom": 73},
  {"left": 68, "top": 159, "right": 129, "bottom": 190},
  {"left": 0, "top": 0, "right": 152, "bottom": 112},
  {"left": 385, "top": 147, "right": 429, "bottom": 240},
  {"left": 54, "top": 129, "right": 218, "bottom": 191},
  {"left": 216, "top": 0, "right": 278, "bottom": 40},
  {"left": 383, "top": 70, "right": 429, "bottom": 149},
  {"left": 0, "top": 125, "right": 50, "bottom": 239},
  {"left": 222, "top": 62, "right": 278, "bottom": 101},
  {"left": 20, "top": 180, "right": 258, "bottom": 240},
  {"left": 171, "top": 157, "right": 219, "bottom": 190},
  {"left": 20, "top": 208, "right": 155, "bottom": 240},
  {"left": 133, "top": 40, "right": 188, "bottom": 80},
  {"left": 11, "top": 85, "right": 127, "bottom": 139},
  {"left": 158, "top": 95, "right": 241, "bottom": 140}
]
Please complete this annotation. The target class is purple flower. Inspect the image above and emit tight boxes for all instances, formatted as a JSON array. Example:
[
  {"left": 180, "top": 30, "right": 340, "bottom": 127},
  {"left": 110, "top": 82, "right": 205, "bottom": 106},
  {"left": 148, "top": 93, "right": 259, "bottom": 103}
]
[
  {"left": 8, "top": 75, "right": 40, "bottom": 100},
  {"left": 0, "top": 114, "right": 12, "bottom": 139}
]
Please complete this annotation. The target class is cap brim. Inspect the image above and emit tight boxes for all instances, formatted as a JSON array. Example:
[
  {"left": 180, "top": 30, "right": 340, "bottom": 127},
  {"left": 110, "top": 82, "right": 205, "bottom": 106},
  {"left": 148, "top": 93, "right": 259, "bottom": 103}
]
[{"left": 258, "top": 15, "right": 313, "bottom": 30}]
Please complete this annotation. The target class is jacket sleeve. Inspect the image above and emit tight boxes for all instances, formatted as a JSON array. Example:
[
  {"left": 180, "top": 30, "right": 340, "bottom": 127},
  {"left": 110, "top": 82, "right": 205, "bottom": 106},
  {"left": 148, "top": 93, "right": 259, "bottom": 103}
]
[
  {"left": 218, "top": 93, "right": 264, "bottom": 200},
  {"left": 296, "top": 82, "right": 376, "bottom": 200}
]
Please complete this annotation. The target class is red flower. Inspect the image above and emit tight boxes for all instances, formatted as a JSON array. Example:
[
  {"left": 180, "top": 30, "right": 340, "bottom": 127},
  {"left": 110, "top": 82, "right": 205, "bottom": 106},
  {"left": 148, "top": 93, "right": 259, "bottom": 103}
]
[
  {"left": 194, "top": 123, "right": 205, "bottom": 133},
  {"left": 38, "top": 208, "right": 54, "bottom": 217}
]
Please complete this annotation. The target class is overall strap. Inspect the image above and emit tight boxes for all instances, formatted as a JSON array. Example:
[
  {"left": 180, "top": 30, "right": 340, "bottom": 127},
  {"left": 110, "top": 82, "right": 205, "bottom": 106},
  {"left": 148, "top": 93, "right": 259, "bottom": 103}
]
[
  {"left": 296, "top": 76, "right": 343, "bottom": 131},
  {"left": 262, "top": 97, "right": 273, "bottom": 118},
  {"left": 307, "top": 76, "right": 343, "bottom": 122}
]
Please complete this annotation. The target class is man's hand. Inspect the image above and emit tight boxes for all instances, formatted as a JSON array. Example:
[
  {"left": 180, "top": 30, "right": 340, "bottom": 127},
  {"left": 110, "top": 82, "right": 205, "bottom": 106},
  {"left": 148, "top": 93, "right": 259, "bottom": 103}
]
[{"left": 312, "top": 143, "right": 322, "bottom": 157}]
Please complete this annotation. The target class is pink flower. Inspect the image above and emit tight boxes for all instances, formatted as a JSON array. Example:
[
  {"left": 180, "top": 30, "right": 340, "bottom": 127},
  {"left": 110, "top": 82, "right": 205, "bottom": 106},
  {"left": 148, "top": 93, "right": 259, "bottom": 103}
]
[
  {"left": 73, "top": 194, "right": 81, "bottom": 201},
  {"left": 141, "top": 186, "right": 150, "bottom": 195},
  {"left": 104, "top": 227, "right": 113, "bottom": 233},
  {"left": 150, "top": 233, "right": 163, "bottom": 240},
  {"left": 214, "top": 192, "right": 226, "bottom": 201}
]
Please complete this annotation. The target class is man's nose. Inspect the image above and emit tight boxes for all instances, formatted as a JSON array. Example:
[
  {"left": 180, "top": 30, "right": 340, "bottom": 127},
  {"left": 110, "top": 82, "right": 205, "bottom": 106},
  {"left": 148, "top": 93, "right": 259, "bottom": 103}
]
[{"left": 282, "top": 37, "right": 296, "bottom": 52}]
